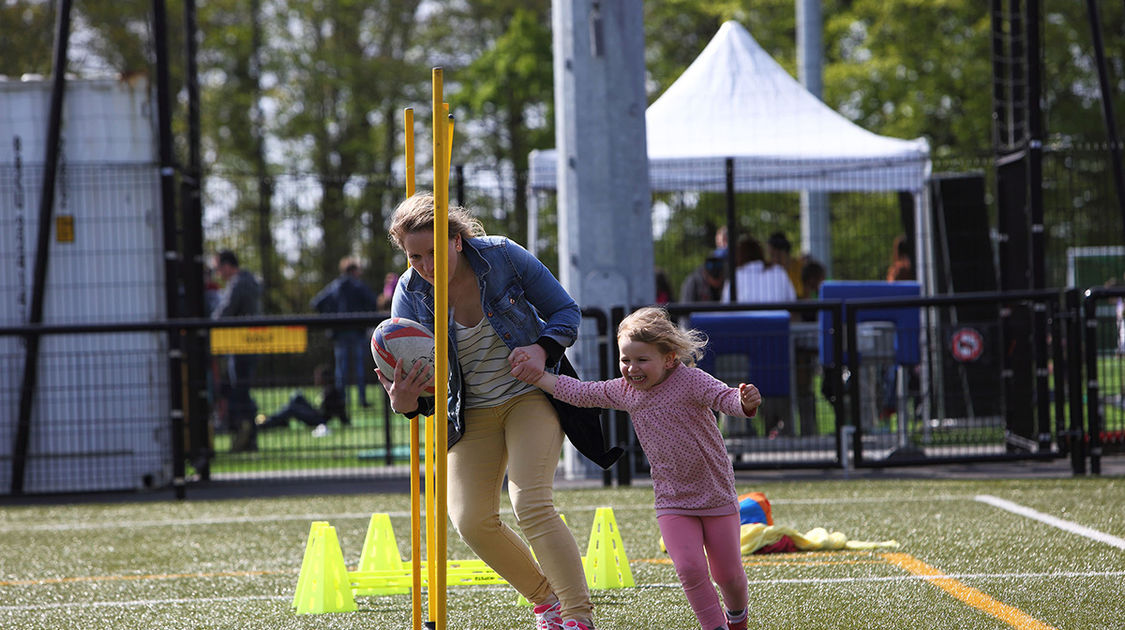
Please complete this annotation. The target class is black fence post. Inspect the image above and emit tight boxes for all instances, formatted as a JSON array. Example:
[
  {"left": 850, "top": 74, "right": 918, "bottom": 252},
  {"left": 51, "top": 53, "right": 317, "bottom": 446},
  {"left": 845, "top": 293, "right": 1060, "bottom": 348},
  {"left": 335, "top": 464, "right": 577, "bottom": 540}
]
[
  {"left": 1082, "top": 290, "right": 1102, "bottom": 475},
  {"left": 182, "top": 0, "right": 211, "bottom": 483},
  {"left": 153, "top": 0, "right": 187, "bottom": 499},
  {"left": 609, "top": 305, "right": 631, "bottom": 486},
  {"left": 1065, "top": 288, "right": 1087, "bottom": 474},
  {"left": 1034, "top": 298, "right": 1052, "bottom": 452},
  {"left": 1049, "top": 297, "right": 1068, "bottom": 452},
  {"left": 12, "top": 0, "right": 73, "bottom": 496},
  {"left": 579, "top": 307, "right": 614, "bottom": 488},
  {"left": 845, "top": 304, "right": 863, "bottom": 465},
  {"left": 828, "top": 302, "right": 847, "bottom": 468}
]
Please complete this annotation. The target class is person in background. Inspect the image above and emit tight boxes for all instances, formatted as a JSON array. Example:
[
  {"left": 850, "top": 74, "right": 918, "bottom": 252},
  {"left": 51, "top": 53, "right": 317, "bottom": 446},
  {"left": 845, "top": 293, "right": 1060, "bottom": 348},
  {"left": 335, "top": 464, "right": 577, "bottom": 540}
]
[
  {"left": 721, "top": 234, "right": 795, "bottom": 304},
  {"left": 256, "top": 364, "right": 349, "bottom": 437},
  {"left": 312, "top": 256, "right": 380, "bottom": 407},
  {"left": 714, "top": 225, "right": 729, "bottom": 251},
  {"left": 887, "top": 234, "right": 915, "bottom": 282},
  {"left": 767, "top": 232, "right": 803, "bottom": 299},
  {"left": 679, "top": 250, "right": 726, "bottom": 304},
  {"left": 655, "top": 268, "right": 674, "bottom": 305},
  {"left": 211, "top": 249, "right": 263, "bottom": 453},
  {"left": 203, "top": 263, "right": 225, "bottom": 431},
  {"left": 882, "top": 234, "right": 916, "bottom": 419},
  {"left": 512, "top": 307, "right": 761, "bottom": 630},
  {"left": 799, "top": 257, "right": 826, "bottom": 302},
  {"left": 376, "top": 271, "right": 399, "bottom": 311},
  {"left": 720, "top": 235, "right": 794, "bottom": 437},
  {"left": 795, "top": 256, "right": 828, "bottom": 437}
]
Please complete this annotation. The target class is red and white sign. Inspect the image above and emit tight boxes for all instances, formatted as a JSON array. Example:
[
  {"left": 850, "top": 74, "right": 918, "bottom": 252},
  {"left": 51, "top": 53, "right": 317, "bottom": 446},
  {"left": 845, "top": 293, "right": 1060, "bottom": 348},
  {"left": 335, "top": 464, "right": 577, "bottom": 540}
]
[{"left": 951, "top": 328, "right": 984, "bottom": 362}]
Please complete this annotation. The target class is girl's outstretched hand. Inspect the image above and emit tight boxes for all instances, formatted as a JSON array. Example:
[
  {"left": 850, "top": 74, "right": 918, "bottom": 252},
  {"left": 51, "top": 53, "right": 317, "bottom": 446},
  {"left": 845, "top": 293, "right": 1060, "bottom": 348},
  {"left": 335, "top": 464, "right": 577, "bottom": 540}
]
[{"left": 739, "top": 383, "right": 762, "bottom": 416}]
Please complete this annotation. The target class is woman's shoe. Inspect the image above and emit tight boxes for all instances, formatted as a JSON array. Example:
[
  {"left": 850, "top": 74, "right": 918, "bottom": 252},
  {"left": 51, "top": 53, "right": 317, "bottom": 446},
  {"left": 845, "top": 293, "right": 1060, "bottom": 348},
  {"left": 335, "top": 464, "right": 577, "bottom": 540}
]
[{"left": 533, "top": 600, "right": 563, "bottom": 630}]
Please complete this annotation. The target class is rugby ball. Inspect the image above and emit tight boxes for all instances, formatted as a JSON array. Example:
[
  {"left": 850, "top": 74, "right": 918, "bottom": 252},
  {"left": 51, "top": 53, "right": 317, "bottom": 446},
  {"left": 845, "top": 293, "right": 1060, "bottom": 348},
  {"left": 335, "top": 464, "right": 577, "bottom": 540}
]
[{"left": 371, "top": 317, "right": 436, "bottom": 394}]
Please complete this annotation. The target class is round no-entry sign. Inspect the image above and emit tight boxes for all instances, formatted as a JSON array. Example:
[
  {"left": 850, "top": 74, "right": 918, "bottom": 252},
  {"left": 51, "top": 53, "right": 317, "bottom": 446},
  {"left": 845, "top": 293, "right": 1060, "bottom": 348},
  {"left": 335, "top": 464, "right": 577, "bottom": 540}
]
[{"left": 951, "top": 327, "right": 984, "bottom": 362}]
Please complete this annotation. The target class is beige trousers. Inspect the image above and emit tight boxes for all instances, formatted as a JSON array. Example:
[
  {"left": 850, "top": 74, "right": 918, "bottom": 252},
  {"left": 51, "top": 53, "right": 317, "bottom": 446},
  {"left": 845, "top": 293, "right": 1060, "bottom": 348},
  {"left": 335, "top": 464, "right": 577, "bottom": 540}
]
[{"left": 448, "top": 390, "right": 593, "bottom": 625}]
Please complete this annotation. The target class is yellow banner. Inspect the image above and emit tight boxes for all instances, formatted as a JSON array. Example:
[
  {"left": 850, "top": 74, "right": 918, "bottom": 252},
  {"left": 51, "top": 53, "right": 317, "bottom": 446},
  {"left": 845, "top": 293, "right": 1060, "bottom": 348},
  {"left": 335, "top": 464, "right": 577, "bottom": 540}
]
[{"left": 210, "top": 326, "right": 307, "bottom": 354}]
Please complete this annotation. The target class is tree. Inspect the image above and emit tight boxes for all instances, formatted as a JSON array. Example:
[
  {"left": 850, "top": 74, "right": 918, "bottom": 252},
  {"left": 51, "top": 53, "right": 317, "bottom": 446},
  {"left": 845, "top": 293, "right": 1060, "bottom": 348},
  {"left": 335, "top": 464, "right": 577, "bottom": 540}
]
[
  {"left": 0, "top": 1, "right": 59, "bottom": 76},
  {"left": 269, "top": 0, "right": 424, "bottom": 293},
  {"left": 823, "top": 0, "right": 993, "bottom": 156},
  {"left": 457, "top": 6, "right": 554, "bottom": 242}
]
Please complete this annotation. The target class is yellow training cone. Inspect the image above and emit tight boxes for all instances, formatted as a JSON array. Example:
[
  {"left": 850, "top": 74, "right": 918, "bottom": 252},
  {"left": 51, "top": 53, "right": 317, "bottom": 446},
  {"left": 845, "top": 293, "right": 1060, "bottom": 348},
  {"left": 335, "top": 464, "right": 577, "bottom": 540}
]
[
  {"left": 356, "top": 513, "right": 409, "bottom": 596},
  {"left": 294, "top": 524, "right": 358, "bottom": 614},
  {"left": 292, "top": 521, "right": 330, "bottom": 608},
  {"left": 585, "top": 507, "right": 634, "bottom": 589}
]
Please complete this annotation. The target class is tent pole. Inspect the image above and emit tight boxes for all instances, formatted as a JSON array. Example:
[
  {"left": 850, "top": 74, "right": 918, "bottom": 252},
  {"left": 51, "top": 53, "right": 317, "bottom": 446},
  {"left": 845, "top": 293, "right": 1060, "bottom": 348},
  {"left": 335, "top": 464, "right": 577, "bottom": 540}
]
[
  {"left": 724, "top": 157, "right": 738, "bottom": 302},
  {"left": 914, "top": 188, "right": 935, "bottom": 433}
]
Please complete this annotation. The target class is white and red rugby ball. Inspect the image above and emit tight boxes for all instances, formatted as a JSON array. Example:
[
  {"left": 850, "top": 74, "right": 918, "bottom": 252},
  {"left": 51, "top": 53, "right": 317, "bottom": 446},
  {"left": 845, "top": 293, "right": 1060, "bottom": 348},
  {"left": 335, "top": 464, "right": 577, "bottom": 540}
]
[{"left": 371, "top": 317, "right": 436, "bottom": 394}]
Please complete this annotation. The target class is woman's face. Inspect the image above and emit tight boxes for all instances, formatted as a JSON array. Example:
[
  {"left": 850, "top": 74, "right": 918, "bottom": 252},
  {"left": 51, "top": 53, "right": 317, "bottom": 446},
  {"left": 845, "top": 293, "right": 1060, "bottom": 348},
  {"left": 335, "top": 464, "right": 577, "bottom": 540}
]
[{"left": 402, "top": 230, "right": 461, "bottom": 286}]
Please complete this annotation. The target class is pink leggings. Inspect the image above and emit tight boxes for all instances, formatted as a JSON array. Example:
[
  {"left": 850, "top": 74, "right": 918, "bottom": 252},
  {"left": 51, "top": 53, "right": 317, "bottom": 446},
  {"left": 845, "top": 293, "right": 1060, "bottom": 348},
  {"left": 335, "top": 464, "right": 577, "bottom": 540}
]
[{"left": 656, "top": 512, "right": 749, "bottom": 630}]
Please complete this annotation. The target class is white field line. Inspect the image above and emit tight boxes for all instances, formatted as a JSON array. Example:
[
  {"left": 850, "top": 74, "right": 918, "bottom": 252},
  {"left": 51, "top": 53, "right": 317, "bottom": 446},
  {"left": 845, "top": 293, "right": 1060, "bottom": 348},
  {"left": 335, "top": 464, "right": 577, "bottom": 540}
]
[
  {"left": 0, "top": 496, "right": 972, "bottom": 533},
  {"left": 974, "top": 494, "right": 1125, "bottom": 550},
  {"left": 2, "top": 570, "right": 1123, "bottom": 612},
  {"left": 0, "top": 594, "right": 290, "bottom": 612}
]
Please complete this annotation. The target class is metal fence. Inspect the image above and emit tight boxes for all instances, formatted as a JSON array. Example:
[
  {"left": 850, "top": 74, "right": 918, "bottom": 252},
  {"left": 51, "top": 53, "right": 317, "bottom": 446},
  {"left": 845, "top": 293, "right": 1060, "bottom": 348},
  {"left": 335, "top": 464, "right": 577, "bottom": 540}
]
[
  {"left": 4, "top": 288, "right": 1121, "bottom": 497},
  {"left": 3, "top": 286, "right": 1123, "bottom": 497}
]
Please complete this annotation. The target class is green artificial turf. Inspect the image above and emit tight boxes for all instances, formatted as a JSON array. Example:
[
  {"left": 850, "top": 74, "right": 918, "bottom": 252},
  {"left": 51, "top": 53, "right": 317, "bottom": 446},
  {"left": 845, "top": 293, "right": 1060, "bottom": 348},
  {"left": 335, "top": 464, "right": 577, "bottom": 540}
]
[{"left": 1, "top": 477, "right": 1122, "bottom": 629}]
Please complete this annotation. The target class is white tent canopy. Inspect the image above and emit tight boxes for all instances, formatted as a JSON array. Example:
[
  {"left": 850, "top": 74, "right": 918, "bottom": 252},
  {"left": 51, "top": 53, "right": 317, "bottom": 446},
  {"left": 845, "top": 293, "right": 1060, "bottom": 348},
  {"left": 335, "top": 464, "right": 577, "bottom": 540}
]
[{"left": 530, "top": 20, "right": 931, "bottom": 193}]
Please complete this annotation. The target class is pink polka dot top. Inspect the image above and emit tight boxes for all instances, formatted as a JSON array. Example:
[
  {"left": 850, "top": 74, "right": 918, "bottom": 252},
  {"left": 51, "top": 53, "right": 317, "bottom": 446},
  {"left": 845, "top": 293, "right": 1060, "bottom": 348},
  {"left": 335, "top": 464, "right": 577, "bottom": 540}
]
[{"left": 553, "top": 363, "right": 755, "bottom": 513}]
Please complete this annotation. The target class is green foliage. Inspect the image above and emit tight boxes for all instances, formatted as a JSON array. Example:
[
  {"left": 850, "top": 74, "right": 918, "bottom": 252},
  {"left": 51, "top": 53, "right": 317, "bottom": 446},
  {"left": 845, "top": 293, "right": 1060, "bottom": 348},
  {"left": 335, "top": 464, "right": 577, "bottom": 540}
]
[
  {"left": 0, "top": 2, "right": 59, "bottom": 76},
  {"left": 7, "top": 1, "right": 1125, "bottom": 308},
  {"left": 645, "top": 0, "right": 798, "bottom": 101},
  {"left": 442, "top": 3, "right": 553, "bottom": 241},
  {"left": 823, "top": 0, "right": 993, "bottom": 156}
]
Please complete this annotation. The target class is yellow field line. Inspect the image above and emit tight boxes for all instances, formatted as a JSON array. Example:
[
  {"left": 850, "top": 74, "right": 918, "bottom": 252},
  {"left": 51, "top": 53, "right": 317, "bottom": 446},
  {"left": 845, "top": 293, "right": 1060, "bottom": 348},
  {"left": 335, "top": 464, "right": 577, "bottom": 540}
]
[
  {"left": 882, "top": 553, "right": 1057, "bottom": 630},
  {"left": 0, "top": 569, "right": 288, "bottom": 587}
]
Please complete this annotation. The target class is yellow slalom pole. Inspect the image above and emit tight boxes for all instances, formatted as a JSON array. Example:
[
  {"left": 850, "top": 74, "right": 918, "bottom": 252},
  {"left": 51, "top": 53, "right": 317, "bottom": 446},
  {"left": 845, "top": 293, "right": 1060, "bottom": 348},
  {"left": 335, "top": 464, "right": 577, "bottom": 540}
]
[
  {"left": 425, "top": 412, "right": 436, "bottom": 620},
  {"left": 431, "top": 66, "right": 449, "bottom": 630},
  {"left": 403, "top": 106, "right": 422, "bottom": 630},
  {"left": 446, "top": 115, "right": 455, "bottom": 183},
  {"left": 405, "top": 108, "right": 416, "bottom": 198}
]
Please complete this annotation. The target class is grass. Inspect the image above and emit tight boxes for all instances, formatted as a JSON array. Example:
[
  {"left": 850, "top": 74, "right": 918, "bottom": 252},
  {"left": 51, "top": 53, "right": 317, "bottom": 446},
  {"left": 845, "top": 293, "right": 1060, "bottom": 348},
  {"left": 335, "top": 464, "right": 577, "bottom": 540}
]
[{"left": 1, "top": 475, "right": 1123, "bottom": 629}]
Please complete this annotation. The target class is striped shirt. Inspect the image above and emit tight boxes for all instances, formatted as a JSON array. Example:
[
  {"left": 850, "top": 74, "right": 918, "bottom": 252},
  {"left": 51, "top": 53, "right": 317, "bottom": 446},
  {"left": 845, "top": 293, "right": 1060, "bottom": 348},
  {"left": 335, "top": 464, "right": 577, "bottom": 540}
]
[{"left": 454, "top": 317, "right": 535, "bottom": 408}]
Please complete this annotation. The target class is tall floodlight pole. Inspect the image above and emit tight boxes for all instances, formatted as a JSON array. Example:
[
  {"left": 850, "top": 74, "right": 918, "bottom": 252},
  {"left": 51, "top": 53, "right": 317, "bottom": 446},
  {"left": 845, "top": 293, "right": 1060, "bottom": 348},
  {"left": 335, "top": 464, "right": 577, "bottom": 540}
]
[
  {"left": 553, "top": 0, "right": 651, "bottom": 478},
  {"left": 796, "top": 0, "right": 829, "bottom": 276}
]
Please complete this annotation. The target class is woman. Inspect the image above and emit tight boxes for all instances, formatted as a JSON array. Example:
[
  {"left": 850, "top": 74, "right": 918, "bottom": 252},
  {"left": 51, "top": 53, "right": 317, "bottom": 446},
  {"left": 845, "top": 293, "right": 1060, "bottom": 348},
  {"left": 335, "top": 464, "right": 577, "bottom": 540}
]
[{"left": 377, "top": 192, "right": 619, "bottom": 630}]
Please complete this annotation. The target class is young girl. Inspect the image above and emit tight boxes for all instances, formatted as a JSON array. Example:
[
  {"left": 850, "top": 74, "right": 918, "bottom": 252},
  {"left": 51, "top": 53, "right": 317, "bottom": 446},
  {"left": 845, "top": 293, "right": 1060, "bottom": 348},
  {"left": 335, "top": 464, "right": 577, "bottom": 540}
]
[{"left": 511, "top": 306, "right": 761, "bottom": 630}]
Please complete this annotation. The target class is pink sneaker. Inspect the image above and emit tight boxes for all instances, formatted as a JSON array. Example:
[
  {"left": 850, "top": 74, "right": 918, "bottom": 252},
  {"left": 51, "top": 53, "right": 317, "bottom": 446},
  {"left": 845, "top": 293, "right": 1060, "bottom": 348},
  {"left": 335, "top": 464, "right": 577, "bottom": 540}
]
[
  {"left": 533, "top": 600, "right": 563, "bottom": 630},
  {"left": 726, "top": 610, "right": 748, "bottom": 630},
  {"left": 561, "top": 620, "right": 594, "bottom": 630}
]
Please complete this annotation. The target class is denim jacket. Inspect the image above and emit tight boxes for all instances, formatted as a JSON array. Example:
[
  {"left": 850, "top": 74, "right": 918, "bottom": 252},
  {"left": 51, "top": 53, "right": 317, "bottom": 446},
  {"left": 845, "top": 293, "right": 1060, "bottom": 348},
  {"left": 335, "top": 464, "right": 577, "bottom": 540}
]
[{"left": 391, "top": 235, "right": 621, "bottom": 468}]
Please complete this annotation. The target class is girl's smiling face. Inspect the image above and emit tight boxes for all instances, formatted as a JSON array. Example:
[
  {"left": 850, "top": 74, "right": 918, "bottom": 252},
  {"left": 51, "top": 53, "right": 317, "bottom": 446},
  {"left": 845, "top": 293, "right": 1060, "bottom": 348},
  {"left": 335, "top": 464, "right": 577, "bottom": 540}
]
[{"left": 618, "top": 338, "right": 677, "bottom": 391}]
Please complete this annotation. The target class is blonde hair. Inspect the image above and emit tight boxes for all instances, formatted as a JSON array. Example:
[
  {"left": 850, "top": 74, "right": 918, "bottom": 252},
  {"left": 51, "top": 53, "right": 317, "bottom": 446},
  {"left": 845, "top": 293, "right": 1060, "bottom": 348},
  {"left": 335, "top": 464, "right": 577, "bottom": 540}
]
[
  {"left": 617, "top": 307, "right": 707, "bottom": 367},
  {"left": 388, "top": 192, "right": 486, "bottom": 252}
]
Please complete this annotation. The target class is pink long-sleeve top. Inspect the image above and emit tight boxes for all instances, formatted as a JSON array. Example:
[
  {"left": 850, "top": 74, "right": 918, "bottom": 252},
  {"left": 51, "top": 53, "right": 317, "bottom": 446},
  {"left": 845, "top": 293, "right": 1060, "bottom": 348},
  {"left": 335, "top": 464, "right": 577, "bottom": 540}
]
[{"left": 553, "top": 363, "right": 755, "bottom": 515}]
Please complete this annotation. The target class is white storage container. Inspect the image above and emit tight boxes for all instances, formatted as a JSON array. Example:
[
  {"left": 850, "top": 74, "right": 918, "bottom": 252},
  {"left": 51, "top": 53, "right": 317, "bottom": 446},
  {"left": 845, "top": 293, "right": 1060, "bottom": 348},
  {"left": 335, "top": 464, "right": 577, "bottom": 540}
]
[{"left": 0, "top": 77, "right": 171, "bottom": 493}]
